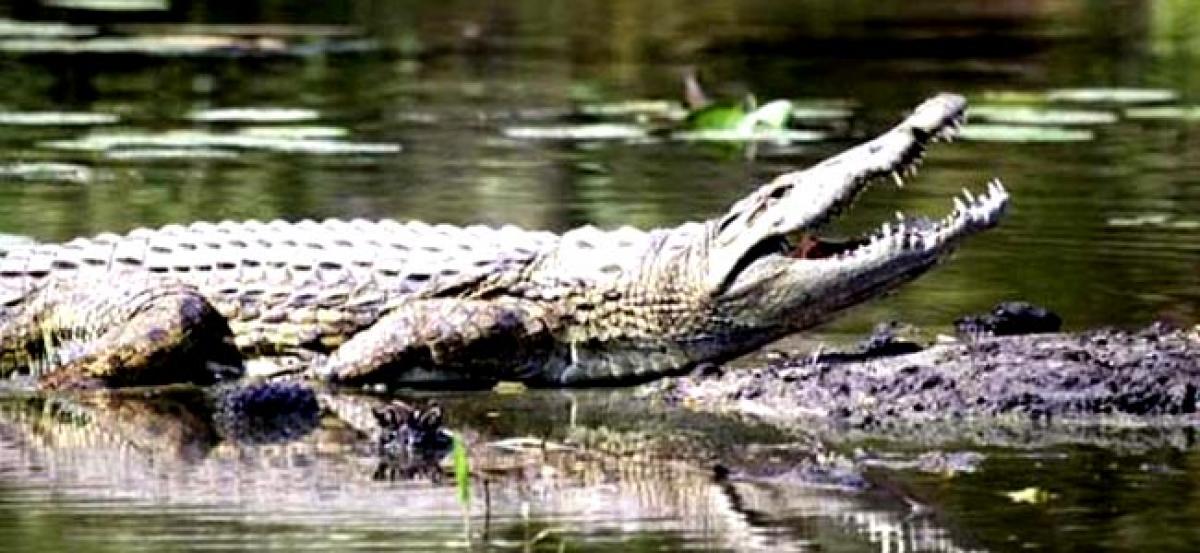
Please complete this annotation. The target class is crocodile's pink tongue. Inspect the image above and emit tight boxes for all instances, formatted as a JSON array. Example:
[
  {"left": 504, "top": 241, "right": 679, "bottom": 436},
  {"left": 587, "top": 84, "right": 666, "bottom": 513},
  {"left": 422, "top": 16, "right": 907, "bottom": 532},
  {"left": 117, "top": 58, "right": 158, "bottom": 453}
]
[{"left": 790, "top": 234, "right": 867, "bottom": 260}]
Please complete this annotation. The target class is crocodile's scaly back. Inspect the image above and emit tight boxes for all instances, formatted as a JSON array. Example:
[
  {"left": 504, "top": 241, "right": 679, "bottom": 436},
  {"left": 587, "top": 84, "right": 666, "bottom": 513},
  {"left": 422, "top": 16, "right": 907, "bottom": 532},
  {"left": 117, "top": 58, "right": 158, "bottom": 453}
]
[{"left": 1, "top": 219, "right": 557, "bottom": 299}]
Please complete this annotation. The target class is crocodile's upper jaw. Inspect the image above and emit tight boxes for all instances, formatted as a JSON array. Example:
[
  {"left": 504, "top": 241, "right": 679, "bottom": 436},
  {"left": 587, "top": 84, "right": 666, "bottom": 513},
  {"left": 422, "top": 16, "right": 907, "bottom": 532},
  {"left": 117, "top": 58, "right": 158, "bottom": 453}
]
[{"left": 705, "top": 93, "right": 1009, "bottom": 336}]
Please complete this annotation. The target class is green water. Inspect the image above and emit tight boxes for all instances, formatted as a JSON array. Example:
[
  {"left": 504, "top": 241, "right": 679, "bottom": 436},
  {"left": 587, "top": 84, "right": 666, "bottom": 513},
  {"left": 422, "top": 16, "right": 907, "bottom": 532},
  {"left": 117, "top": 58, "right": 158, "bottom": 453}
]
[{"left": 0, "top": 0, "right": 1198, "bottom": 551}]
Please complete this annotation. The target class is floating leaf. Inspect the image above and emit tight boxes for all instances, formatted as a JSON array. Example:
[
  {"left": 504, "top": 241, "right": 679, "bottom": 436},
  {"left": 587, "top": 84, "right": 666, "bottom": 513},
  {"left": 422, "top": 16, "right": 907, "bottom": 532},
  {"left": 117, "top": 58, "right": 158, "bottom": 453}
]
[
  {"left": 737, "top": 99, "right": 794, "bottom": 131},
  {"left": 0, "top": 162, "right": 93, "bottom": 183},
  {"left": 189, "top": 107, "right": 320, "bottom": 123},
  {"left": 0, "top": 19, "right": 97, "bottom": 38},
  {"left": 1107, "top": 213, "right": 1199, "bottom": 229},
  {"left": 671, "top": 128, "right": 827, "bottom": 144},
  {"left": 502, "top": 124, "right": 648, "bottom": 141},
  {"left": 104, "top": 148, "right": 239, "bottom": 160},
  {"left": 578, "top": 100, "right": 684, "bottom": 118},
  {"left": 42, "top": 0, "right": 168, "bottom": 11},
  {"left": 1107, "top": 213, "right": 1172, "bottom": 227},
  {"left": 684, "top": 101, "right": 748, "bottom": 131},
  {"left": 687, "top": 98, "right": 797, "bottom": 133},
  {"left": 452, "top": 433, "right": 471, "bottom": 507},
  {"left": 0, "top": 35, "right": 295, "bottom": 56},
  {"left": 1124, "top": 106, "right": 1200, "bottom": 121},
  {"left": 237, "top": 125, "right": 349, "bottom": 139},
  {"left": 959, "top": 124, "right": 1094, "bottom": 142},
  {"left": 789, "top": 105, "right": 854, "bottom": 120},
  {"left": 1046, "top": 88, "right": 1178, "bottom": 104},
  {"left": 0, "top": 112, "right": 119, "bottom": 125},
  {"left": 492, "top": 381, "right": 527, "bottom": 394},
  {"left": 1005, "top": 486, "right": 1056, "bottom": 504},
  {"left": 978, "top": 90, "right": 1049, "bottom": 104},
  {"left": 970, "top": 105, "right": 1117, "bottom": 126},
  {"left": 42, "top": 130, "right": 400, "bottom": 155}
]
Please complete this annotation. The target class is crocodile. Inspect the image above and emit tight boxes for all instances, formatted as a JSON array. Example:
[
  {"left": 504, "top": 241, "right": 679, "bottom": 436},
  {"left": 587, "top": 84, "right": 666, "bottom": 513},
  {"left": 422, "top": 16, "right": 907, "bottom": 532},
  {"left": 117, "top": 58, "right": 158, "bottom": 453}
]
[{"left": 0, "top": 93, "right": 1008, "bottom": 389}]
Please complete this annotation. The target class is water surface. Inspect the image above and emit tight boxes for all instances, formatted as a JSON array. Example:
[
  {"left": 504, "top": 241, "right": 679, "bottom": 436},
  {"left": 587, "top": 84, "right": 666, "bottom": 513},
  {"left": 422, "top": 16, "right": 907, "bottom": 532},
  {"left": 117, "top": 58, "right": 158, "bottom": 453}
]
[{"left": 0, "top": 1, "right": 1198, "bottom": 551}]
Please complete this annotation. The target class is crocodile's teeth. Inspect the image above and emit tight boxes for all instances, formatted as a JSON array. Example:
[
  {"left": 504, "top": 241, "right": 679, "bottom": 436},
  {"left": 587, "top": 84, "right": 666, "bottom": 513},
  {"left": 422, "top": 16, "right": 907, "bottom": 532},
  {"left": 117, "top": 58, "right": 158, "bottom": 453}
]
[
  {"left": 953, "top": 197, "right": 967, "bottom": 214},
  {"left": 892, "top": 172, "right": 904, "bottom": 187},
  {"left": 962, "top": 188, "right": 976, "bottom": 204},
  {"left": 988, "top": 179, "right": 1005, "bottom": 196},
  {"left": 895, "top": 211, "right": 905, "bottom": 222}
]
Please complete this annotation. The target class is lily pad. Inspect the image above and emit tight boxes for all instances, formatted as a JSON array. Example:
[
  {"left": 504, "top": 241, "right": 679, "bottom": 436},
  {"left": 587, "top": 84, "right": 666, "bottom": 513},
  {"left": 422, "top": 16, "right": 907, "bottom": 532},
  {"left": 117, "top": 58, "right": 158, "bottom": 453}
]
[
  {"left": 237, "top": 126, "right": 349, "bottom": 139},
  {"left": 42, "top": 0, "right": 168, "bottom": 11},
  {"left": 1005, "top": 486, "right": 1056, "bottom": 504},
  {"left": 42, "top": 130, "right": 401, "bottom": 155},
  {"left": 188, "top": 107, "right": 320, "bottom": 123},
  {"left": 686, "top": 99, "right": 796, "bottom": 133},
  {"left": 1107, "top": 214, "right": 1171, "bottom": 227},
  {"left": 1107, "top": 213, "right": 1199, "bottom": 229},
  {"left": 0, "top": 19, "right": 97, "bottom": 38},
  {"left": 685, "top": 102, "right": 748, "bottom": 131},
  {"left": 670, "top": 128, "right": 826, "bottom": 144},
  {"left": 789, "top": 105, "right": 854, "bottom": 120},
  {"left": 978, "top": 91, "right": 1050, "bottom": 104},
  {"left": 1046, "top": 88, "right": 1178, "bottom": 104},
  {"left": 958, "top": 124, "right": 1094, "bottom": 143},
  {"left": 970, "top": 105, "right": 1117, "bottom": 126},
  {"left": 0, "top": 112, "right": 119, "bottom": 125},
  {"left": 737, "top": 100, "right": 794, "bottom": 131},
  {"left": 104, "top": 148, "right": 240, "bottom": 160},
  {"left": 578, "top": 100, "right": 685, "bottom": 118},
  {"left": 502, "top": 124, "right": 649, "bottom": 141},
  {"left": 1124, "top": 106, "right": 1200, "bottom": 121},
  {"left": 0, "top": 35, "right": 296, "bottom": 56},
  {"left": 0, "top": 161, "right": 93, "bottom": 183},
  {"left": 112, "top": 23, "right": 361, "bottom": 39}
]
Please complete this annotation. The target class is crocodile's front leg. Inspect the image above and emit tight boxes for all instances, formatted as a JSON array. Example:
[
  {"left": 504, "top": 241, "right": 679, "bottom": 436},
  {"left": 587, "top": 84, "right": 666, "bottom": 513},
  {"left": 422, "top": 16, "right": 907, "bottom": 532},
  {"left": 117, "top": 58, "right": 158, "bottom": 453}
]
[
  {"left": 2, "top": 278, "right": 242, "bottom": 388},
  {"left": 314, "top": 297, "right": 558, "bottom": 386}
]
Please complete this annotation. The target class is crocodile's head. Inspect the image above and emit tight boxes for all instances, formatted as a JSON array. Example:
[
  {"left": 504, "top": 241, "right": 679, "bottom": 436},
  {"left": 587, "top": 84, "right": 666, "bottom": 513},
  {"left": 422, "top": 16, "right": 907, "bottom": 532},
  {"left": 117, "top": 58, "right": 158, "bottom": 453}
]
[{"left": 704, "top": 94, "right": 1008, "bottom": 341}]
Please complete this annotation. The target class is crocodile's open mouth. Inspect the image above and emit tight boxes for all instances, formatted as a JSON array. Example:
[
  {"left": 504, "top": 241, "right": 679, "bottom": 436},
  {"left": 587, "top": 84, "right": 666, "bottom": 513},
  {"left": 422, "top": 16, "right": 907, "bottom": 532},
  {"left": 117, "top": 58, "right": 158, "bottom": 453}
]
[
  {"left": 766, "top": 94, "right": 1006, "bottom": 265},
  {"left": 782, "top": 179, "right": 1008, "bottom": 262},
  {"left": 711, "top": 93, "right": 1008, "bottom": 295}
]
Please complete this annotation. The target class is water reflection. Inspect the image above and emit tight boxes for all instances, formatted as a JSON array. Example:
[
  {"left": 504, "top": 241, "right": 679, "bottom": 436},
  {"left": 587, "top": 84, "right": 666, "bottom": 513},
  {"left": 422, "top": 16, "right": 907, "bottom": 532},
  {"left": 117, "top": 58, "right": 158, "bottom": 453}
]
[{"left": 0, "top": 387, "right": 988, "bottom": 551}]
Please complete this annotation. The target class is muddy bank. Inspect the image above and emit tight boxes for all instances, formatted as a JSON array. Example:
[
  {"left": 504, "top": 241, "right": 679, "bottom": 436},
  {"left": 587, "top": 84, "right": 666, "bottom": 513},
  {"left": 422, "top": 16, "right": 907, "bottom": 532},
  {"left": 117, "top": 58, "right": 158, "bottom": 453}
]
[{"left": 660, "top": 323, "right": 1200, "bottom": 434}]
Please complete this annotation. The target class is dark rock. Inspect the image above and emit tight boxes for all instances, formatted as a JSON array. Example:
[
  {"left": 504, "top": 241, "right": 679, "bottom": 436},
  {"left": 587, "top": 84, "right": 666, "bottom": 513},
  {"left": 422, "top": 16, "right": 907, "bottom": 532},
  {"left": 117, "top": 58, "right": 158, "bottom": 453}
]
[
  {"left": 212, "top": 381, "right": 320, "bottom": 444},
  {"left": 955, "top": 301, "right": 1063, "bottom": 337}
]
